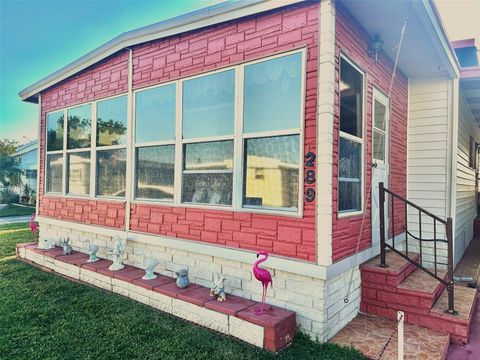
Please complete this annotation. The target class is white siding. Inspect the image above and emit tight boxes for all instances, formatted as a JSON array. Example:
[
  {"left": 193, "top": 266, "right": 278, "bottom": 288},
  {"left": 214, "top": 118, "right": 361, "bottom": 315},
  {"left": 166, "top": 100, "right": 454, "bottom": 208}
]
[
  {"left": 407, "top": 77, "right": 451, "bottom": 268},
  {"left": 455, "top": 89, "right": 479, "bottom": 264}
]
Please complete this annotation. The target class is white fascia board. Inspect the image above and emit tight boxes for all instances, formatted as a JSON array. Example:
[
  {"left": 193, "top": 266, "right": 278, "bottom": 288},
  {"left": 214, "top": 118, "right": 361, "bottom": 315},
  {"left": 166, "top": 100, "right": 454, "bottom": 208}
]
[
  {"left": 19, "top": 0, "right": 306, "bottom": 103},
  {"left": 35, "top": 215, "right": 328, "bottom": 279},
  {"left": 417, "top": 0, "right": 460, "bottom": 79}
]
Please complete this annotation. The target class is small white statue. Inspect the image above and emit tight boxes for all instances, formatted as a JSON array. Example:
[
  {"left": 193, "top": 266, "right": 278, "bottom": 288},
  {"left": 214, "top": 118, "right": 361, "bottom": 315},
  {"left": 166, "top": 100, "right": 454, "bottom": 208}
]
[
  {"left": 107, "top": 235, "right": 125, "bottom": 271},
  {"left": 61, "top": 238, "right": 73, "bottom": 255},
  {"left": 210, "top": 273, "right": 226, "bottom": 302},
  {"left": 83, "top": 238, "right": 99, "bottom": 263},
  {"left": 39, "top": 237, "right": 56, "bottom": 250},
  {"left": 135, "top": 249, "right": 159, "bottom": 280}
]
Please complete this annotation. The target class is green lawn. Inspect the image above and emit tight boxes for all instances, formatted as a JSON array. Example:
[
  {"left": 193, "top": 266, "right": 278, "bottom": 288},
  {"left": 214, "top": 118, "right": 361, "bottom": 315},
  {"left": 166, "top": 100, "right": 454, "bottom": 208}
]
[
  {"left": 0, "top": 224, "right": 364, "bottom": 360},
  {"left": 0, "top": 204, "right": 35, "bottom": 217}
]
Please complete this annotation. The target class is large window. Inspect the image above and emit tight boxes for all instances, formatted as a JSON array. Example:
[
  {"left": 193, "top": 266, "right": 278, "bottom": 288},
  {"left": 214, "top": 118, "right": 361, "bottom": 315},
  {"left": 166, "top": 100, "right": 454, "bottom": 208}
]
[
  {"left": 134, "top": 83, "right": 176, "bottom": 201},
  {"left": 338, "top": 56, "right": 364, "bottom": 214},
  {"left": 96, "top": 95, "right": 128, "bottom": 197},
  {"left": 66, "top": 104, "right": 91, "bottom": 195},
  {"left": 45, "top": 110, "right": 65, "bottom": 193},
  {"left": 45, "top": 49, "right": 305, "bottom": 215}
]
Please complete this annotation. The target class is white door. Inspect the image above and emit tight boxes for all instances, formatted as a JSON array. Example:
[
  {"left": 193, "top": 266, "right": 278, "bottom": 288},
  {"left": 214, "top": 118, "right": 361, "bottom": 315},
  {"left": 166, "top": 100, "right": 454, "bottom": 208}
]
[{"left": 371, "top": 89, "right": 389, "bottom": 253}]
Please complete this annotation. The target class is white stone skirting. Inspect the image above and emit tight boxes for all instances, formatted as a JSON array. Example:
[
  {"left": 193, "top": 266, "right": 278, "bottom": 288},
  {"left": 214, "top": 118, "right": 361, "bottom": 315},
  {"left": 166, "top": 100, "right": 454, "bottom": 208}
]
[{"left": 35, "top": 220, "right": 361, "bottom": 342}]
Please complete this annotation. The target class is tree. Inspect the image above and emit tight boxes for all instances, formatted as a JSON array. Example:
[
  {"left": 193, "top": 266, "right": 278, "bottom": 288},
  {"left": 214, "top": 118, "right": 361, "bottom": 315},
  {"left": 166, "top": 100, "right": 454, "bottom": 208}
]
[
  {"left": 0, "top": 139, "right": 18, "bottom": 155},
  {"left": 0, "top": 139, "right": 22, "bottom": 187}
]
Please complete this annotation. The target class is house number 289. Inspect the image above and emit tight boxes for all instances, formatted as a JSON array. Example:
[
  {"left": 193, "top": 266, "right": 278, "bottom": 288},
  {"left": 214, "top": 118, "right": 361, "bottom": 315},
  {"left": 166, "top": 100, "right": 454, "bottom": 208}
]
[{"left": 304, "top": 152, "right": 316, "bottom": 202}]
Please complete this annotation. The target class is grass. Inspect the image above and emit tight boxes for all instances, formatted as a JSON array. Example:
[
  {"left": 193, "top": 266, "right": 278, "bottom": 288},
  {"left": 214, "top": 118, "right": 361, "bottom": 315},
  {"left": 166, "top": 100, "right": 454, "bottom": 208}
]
[
  {"left": 0, "top": 204, "right": 35, "bottom": 217},
  {"left": 0, "top": 222, "right": 31, "bottom": 258},
  {"left": 0, "top": 224, "right": 364, "bottom": 360}
]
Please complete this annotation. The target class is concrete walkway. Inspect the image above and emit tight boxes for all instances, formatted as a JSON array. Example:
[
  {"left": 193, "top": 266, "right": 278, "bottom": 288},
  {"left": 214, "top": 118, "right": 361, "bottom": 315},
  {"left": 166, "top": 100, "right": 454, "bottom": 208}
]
[
  {"left": 448, "top": 238, "right": 480, "bottom": 359},
  {"left": 0, "top": 215, "right": 31, "bottom": 225}
]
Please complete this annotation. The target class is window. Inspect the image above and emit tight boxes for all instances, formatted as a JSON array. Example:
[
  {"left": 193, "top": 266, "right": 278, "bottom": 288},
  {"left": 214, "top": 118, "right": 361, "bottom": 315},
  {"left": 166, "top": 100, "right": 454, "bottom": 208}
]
[
  {"left": 338, "top": 56, "right": 364, "bottom": 213},
  {"left": 469, "top": 137, "right": 477, "bottom": 169},
  {"left": 45, "top": 110, "right": 65, "bottom": 193},
  {"left": 134, "top": 83, "right": 176, "bottom": 201},
  {"left": 373, "top": 99, "right": 387, "bottom": 162},
  {"left": 181, "top": 70, "right": 235, "bottom": 206},
  {"left": 66, "top": 104, "right": 92, "bottom": 196},
  {"left": 96, "top": 95, "right": 128, "bottom": 197},
  {"left": 182, "top": 141, "right": 233, "bottom": 205},
  {"left": 242, "top": 52, "right": 302, "bottom": 211}
]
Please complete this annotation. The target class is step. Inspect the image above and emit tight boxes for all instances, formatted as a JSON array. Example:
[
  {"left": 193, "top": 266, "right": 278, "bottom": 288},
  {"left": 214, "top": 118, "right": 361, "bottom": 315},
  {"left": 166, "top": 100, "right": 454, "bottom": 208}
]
[
  {"left": 361, "top": 252, "right": 478, "bottom": 344},
  {"left": 330, "top": 314, "right": 450, "bottom": 360},
  {"left": 16, "top": 243, "right": 296, "bottom": 352},
  {"left": 361, "top": 251, "right": 420, "bottom": 287},
  {"left": 414, "top": 286, "right": 478, "bottom": 345}
]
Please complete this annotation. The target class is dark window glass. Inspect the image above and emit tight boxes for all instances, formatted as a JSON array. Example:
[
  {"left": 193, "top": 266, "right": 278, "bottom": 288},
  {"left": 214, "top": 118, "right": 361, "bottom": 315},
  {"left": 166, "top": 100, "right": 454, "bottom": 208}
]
[
  {"left": 96, "top": 149, "right": 126, "bottom": 197},
  {"left": 46, "top": 154, "right": 63, "bottom": 193},
  {"left": 182, "top": 70, "right": 234, "bottom": 138},
  {"left": 67, "top": 152, "right": 90, "bottom": 195},
  {"left": 338, "top": 137, "right": 361, "bottom": 212},
  {"left": 97, "top": 95, "right": 128, "bottom": 146},
  {"left": 67, "top": 104, "right": 91, "bottom": 149},
  {"left": 244, "top": 53, "right": 302, "bottom": 133},
  {"left": 135, "top": 84, "right": 176, "bottom": 143},
  {"left": 340, "top": 58, "right": 363, "bottom": 138},
  {"left": 47, "top": 111, "right": 64, "bottom": 151},
  {"left": 181, "top": 141, "right": 233, "bottom": 205},
  {"left": 135, "top": 145, "right": 175, "bottom": 200},
  {"left": 243, "top": 135, "right": 299, "bottom": 210}
]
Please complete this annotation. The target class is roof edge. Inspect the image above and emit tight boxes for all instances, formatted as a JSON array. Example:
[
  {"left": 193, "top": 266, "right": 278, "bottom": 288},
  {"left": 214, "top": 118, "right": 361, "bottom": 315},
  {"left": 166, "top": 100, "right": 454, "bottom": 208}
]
[{"left": 19, "top": 0, "right": 306, "bottom": 103}]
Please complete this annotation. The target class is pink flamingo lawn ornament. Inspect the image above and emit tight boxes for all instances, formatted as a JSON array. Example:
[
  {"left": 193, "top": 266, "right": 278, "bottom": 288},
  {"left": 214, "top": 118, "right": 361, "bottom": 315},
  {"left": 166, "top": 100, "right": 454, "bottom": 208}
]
[
  {"left": 253, "top": 250, "right": 273, "bottom": 315},
  {"left": 29, "top": 213, "right": 38, "bottom": 242}
]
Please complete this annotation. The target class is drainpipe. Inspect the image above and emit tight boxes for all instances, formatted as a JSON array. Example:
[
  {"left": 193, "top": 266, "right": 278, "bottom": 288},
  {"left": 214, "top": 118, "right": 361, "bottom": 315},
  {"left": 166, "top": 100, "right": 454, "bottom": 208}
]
[
  {"left": 448, "top": 78, "right": 459, "bottom": 264},
  {"left": 35, "top": 94, "right": 42, "bottom": 217},
  {"left": 125, "top": 48, "right": 133, "bottom": 234}
]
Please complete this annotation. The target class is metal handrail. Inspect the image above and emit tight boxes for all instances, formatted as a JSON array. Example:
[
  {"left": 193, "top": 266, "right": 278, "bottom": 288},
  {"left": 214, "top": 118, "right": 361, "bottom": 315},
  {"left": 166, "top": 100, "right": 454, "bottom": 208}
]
[{"left": 379, "top": 182, "right": 456, "bottom": 314}]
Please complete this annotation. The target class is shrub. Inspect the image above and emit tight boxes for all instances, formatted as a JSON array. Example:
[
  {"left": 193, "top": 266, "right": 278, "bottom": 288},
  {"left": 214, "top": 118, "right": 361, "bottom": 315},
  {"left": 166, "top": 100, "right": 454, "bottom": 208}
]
[{"left": 0, "top": 187, "right": 19, "bottom": 204}]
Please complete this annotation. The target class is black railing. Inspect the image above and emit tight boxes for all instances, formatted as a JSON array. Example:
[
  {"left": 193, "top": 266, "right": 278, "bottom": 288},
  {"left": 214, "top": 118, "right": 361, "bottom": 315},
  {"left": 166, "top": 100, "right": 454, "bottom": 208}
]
[{"left": 379, "top": 182, "right": 456, "bottom": 314}]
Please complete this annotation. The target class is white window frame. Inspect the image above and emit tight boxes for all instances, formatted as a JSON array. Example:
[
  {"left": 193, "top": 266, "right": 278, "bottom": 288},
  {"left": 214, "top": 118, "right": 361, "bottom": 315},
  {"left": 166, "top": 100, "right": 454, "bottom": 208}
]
[
  {"left": 131, "top": 47, "right": 306, "bottom": 217},
  {"left": 43, "top": 93, "right": 128, "bottom": 202},
  {"left": 337, "top": 54, "right": 366, "bottom": 218}
]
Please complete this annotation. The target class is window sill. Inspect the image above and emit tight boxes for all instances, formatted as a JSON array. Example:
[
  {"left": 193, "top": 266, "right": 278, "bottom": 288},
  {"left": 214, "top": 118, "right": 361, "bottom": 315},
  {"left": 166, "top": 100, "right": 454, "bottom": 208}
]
[{"left": 337, "top": 209, "right": 364, "bottom": 219}]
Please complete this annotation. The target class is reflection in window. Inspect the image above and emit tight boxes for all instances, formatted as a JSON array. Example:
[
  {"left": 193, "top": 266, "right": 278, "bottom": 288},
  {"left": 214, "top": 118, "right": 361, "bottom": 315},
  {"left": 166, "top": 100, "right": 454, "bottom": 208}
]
[
  {"left": 97, "top": 95, "right": 128, "bottom": 146},
  {"left": 135, "top": 84, "right": 176, "bottom": 143},
  {"left": 96, "top": 149, "right": 126, "bottom": 197},
  {"left": 67, "top": 152, "right": 90, "bottom": 195},
  {"left": 46, "top": 154, "right": 63, "bottom": 193},
  {"left": 47, "top": 111, "right": 64, "bottom": 151},
  {"left": 339, "top": 137, "right": 361, "bottom": 212},
  {"left": 243, "top": 135, "right": 299, "bottom": 210},
  {"left": 340, "top": 58, "right": 363, "bottom": 138},
  {"left": 183, "top": 70, "right": 234, "bottom": 138},
  {"left": 244, "top": 53, "right": 302, "bottom": 133},
  {"left": 182, "top": 141, "right": 233, "bottom": 205},
  {"left": 67, "top": 104, "right": 91, "bottom": 149},
  {"left": 135, "top": 145, "right": 175, "bottom": 200}
]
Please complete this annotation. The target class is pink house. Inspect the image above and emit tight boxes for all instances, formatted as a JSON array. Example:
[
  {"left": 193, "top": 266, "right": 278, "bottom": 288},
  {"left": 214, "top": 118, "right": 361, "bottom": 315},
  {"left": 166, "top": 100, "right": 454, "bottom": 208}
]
[{"left": 18, "top": 0, "right": 480, "bottom": 354}]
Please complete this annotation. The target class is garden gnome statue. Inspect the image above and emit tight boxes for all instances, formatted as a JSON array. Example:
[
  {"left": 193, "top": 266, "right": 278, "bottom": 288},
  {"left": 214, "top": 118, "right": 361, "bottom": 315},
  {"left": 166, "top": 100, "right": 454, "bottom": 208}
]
[
  {"left": 61, "top": 238, "right": 73, "bottom": 255},
  {"left": 84, "top": 238, "right": 99, "bottom": 263},
  {"left": 253, "top": 250, "right": 273, "bottom": 314},
  {"left": 210, "top": 273, "right": 226, "bottom": 302},
  {"left": 176, "top": 269, "right": 190, "bottom": 288},
  {"left": 135, "top": 249, "right": 159, "bottom": 280},
  {"left": 108, "top": 234, "right": 125, "bottom": 271}
]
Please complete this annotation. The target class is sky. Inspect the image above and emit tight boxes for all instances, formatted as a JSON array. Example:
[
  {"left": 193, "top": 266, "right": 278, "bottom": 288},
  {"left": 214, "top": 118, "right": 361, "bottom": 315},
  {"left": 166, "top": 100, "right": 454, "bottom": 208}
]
[{"left": 0, "top": 0, "right": 479, "bottom": 145}]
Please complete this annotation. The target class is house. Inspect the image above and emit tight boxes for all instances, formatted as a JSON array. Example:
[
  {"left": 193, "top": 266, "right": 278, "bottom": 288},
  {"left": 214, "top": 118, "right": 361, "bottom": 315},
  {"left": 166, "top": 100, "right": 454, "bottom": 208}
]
[
  {"left": 10, "top": 139, "right": 38, "bottom": 204},
  {"left": 17, "top": 0, "right": 480, "bottom": 353}
]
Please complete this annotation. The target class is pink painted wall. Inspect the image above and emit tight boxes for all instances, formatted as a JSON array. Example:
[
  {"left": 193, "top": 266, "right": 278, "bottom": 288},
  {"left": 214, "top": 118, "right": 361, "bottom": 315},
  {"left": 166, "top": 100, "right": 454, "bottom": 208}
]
[
  {"left": 331, "top": 3, "right": 408, "bottom": 261},
  {"left": 38, "top": 2, "right": 318, "bottom": 261}
]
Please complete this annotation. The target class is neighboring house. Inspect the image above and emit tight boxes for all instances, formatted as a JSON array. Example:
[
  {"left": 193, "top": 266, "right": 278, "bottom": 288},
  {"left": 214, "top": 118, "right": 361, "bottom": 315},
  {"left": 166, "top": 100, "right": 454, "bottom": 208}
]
[
  {"left": 17, "top": 0, "right": 480, "bottom": 350},
  {"left": 11, "top": 139, "right": 38, "bottom": 199}
]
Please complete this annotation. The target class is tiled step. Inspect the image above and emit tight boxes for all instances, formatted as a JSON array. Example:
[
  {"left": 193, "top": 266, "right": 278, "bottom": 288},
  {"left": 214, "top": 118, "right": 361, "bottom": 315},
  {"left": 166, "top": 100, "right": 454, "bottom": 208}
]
[
  {"left": 330, "top": 314, "right": 450, "bottom": 360},
  {"left": 360, "top": 251, "right": 478, "bottom": 344},
  {"left": 16, "top": 243, "right": 296, "bottom": 352}
]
